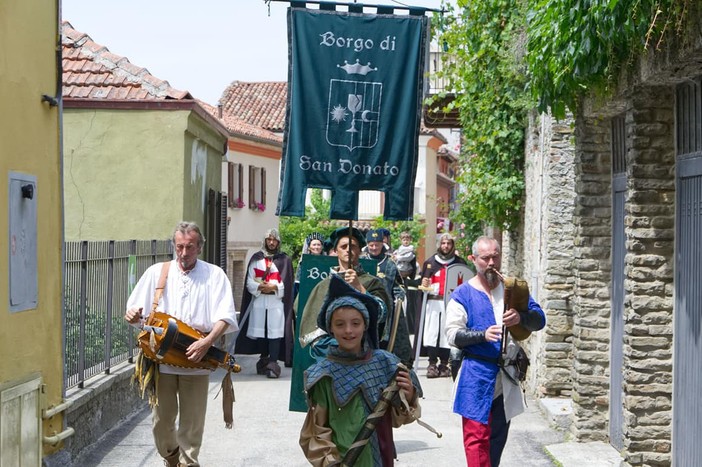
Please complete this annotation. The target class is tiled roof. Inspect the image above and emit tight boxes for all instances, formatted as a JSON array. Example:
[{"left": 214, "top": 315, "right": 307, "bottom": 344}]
[
  {"left": 198, "top": 101, "right": 282, "bottom": 145},
  {"left": 219, "top": 81, "right": 288, "bottom": 132},
  {"left": 219, "top": 80, "right": 447, "bottom": 141},
  {"left": 61, "top": 21, "right": 191, "bottom": 100}
]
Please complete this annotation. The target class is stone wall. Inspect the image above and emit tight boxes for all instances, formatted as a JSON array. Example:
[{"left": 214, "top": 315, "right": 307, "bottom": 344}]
[
  {"left": 60, "top": 363, "right": 147, "bottom": 465},
  {"left": 504, "top": 8, "right": 702, "bottom": 466},
  {"left": 515, "top": 111, "right": 576, "bottom": 397},
  {"left": 621, "top": 85, "right": 675, "bottom": 466},
  {"left": 568, "top": 84, "right": 677, "bottom": 466},
  {"left": 570, "top": 114, "right": 612, "bottom": 442}
]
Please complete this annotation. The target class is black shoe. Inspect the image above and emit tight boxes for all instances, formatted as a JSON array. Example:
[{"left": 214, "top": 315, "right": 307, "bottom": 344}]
[
  {"left": 265, "top": 361, "right": 281, "bottom": 379},
  {"left": 256, "top": 357, "right": 269, "bottom": 375},
  {"left": 426, "top": 363, "right": 440, "bottom": 379}
]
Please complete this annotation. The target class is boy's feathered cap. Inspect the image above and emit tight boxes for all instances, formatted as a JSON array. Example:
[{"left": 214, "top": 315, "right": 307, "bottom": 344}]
[{"left": 317, "top": 274, "right": 380, "bottom": 349}]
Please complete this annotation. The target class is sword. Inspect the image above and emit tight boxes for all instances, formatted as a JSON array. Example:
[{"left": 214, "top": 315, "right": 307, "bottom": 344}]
[
  {"left": 413, "top": 285, "right": 433, "bottom": 366},
  {"left": 387, "top": 297, "right": 403, "bottom": 352},
  {"left": 226, "top": 301, "right": 253, "bottom": 353}
]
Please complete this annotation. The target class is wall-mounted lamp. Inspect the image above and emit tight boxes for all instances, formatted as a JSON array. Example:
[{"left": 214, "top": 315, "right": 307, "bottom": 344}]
[
  {"left": 21, "top": 184, "right": 34, "bottom": 199},
  {"left": 41, "top": 94, "right": 59, "bottom": 107}
]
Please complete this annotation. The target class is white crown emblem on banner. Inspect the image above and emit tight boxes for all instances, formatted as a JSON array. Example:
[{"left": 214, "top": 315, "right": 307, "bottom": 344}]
[{"left": 337, "top": 60, "right": 377, "bottom": 76}]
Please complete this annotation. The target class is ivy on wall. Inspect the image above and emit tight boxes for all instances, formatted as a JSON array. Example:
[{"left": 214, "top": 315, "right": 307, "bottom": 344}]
[
  {"left": 526, "top": 0, "right": 690, "bottom": 118},
  {"left": 435, "top": 0, "right": 690, "bottom": 234},
  {"left": 435, "top": 0, "right": 530, "bottom": 233}
]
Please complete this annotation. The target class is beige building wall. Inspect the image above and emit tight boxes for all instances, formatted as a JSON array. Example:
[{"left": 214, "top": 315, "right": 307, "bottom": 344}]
[
  {"left": 0, "top": 0, "right": 66, "bottom": 458},
  {"left": 224, "top": 138, "right": 282, "bottom": 308},
  {"left": 421, "top": 135, "right": 440, "bottom": 262},
  {"left": 63, "top": 109, "right": 226, "bottom": 241}
]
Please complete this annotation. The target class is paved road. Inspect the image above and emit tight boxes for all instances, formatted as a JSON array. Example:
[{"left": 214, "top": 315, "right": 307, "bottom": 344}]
[{"left": 75, "top": 355, "right": 565, "bottom": 466}]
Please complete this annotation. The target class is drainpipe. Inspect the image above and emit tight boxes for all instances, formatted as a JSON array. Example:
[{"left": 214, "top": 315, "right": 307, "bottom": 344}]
[{"left": 42, "top": 400, "right": 75, "bottom": 445}]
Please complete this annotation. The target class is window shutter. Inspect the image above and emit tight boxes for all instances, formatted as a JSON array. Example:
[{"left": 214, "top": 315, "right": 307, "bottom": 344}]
[
  {"left": 237, "top": 164, "right": 244, "bottom": 201},
  {"left": 261, "top": 167, "right": 267, "bottom": 206},
  {"left": 227, "top": 162, "right": 234, "bottom": 208},
  {"left": 248, "top": 165, "right": 255, "bottom": 209}
]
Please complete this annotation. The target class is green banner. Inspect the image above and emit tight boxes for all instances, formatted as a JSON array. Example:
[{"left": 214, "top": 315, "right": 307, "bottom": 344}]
[
  {"left": 289, "top": 254, "right": 377, "bottom": 412},
  {"left": 278, "top": 8, "right": 429, "bottom": 220}
]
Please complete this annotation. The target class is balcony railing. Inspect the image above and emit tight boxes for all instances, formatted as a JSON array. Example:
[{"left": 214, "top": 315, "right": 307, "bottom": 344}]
[{"left": 424, "top": 49, "right": 461, "bottom": 128}]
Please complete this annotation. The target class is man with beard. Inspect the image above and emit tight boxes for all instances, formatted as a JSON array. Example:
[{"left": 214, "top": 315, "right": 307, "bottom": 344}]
[
  {"left": 235, "top": 228, "right": 294, "bottom": 378},
  {"left": 361, "top": 229, "right": 413, "bottom": 366},
  {"left": 445, "top": 236, "right": 545, "bottom": 466},
  {"left": 419, "top": 233, "right": 467, "bottom": 378}
]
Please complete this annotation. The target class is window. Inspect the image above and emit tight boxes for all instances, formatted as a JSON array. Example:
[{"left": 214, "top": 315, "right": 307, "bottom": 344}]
[
  {"left": 248, "top": 165, "right": 266, "bottom": 211},
  {"left": 227, "top": 163, "right": 244, "bottom": 208}
]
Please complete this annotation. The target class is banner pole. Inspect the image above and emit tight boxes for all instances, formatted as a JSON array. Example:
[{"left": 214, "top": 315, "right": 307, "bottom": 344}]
[{"left": 348, "top": 219, "right": 354, "bottom": 266}]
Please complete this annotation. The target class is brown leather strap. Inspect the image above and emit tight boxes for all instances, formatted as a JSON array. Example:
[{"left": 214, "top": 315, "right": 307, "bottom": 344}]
[{"left": 151, "top": 261, "right": 171, "bottom": 313}]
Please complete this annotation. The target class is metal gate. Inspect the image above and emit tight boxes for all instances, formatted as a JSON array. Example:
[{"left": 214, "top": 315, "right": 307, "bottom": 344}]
[
  {"left": 673, "top": 79, "right": 702, "bottom": 463},
  {"left": 609, "top": 115, "right": 626, "bottom": 451}
]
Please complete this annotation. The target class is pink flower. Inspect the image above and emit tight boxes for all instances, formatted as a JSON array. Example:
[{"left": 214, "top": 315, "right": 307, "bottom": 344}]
[{"left": 256, "top": 202, "right": 266, "bottom": 212}]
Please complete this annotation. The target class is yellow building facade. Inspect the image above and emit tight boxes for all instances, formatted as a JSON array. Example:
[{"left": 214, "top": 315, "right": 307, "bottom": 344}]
[{"left": 0, "top": 0, "right": 68, "bottom": 464}]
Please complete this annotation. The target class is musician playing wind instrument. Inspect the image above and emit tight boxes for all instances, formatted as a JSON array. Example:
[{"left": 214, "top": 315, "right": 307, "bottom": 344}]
[
  {"left": 445, "top": 236, "right": 545, "bottom": 467},
  {"left": 300, "top": 274, "right": 422, "bottom": 467},
  {"left": 125, "top": 221, "right": 237, "bottom": 467}
]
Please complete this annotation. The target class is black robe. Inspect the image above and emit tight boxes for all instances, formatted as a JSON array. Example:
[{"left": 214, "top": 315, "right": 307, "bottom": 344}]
[{"left": 234, "top": 250, "right": 295, "bottom": 366}]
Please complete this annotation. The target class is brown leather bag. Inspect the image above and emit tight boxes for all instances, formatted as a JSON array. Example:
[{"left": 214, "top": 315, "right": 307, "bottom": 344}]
[{"left": 503, "top": 277, "right": 532, "bottom": 341}]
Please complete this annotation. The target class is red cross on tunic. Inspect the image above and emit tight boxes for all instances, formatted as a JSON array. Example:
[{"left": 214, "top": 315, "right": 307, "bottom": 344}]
[
  {"left": 430, "top": 265, "right": 448, "bottom": 296},
  {"left": 254, "top": 258, "right": 282, "bottom": 283}
]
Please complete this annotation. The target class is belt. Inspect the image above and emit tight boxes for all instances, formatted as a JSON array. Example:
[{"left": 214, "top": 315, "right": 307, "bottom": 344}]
[
  {"left": 463, "top": 351, "right": 502, "bottom": 366},
  {"left": 427, "top": 295, "right": 443, "bottom": 301}
]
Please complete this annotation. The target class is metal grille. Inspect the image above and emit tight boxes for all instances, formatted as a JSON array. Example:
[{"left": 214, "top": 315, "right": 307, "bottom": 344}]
[
  {"left": 673, "top": 78, "right": 702, "bottom": 463},
  {"left": 674, "top": 158, "right": 702, "bottom": 464},
  {"left": 611, "top": 115, "right": 626, "bottom": 174},
  {"left": 609, "top": 174, "right": 626, "bottom": 451},
  {"left": 676, "top": 78, "right": 702, "bottom": 157},
  {"left": 63, "top": 240, "right": 173, "bottom": 389},
  {"left": 609, "top": 112, "right": 627, "bottom": 450}
]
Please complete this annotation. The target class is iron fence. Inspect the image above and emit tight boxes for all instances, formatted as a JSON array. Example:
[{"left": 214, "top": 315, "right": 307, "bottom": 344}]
[{"left": 64, "top": 240, "right": 173, "bottom": 389}]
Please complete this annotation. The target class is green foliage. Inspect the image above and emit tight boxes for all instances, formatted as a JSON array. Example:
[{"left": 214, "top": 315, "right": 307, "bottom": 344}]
[
  {"left": 526, "top": 0, "right": 691, "bottom": 118},
  {"left": 369, "top": 215, "right": 427, "bottom": 250},
  {"left": 433, "top": 0, "right": 690, "bottom": 237},
  {"left": 450, "top": 216, "right": 484, "bottom": 259},
  {"left": 435, "top": 0, "right": 529, "bottom": 232},
  {"left": 64, "top": 290, "right": 131, "bottom": 380},
  {"left": 279, "top": 189, "right": 337, "bottom": 264},
  {"left": 279, "top": 189, "right": 429, "bottom": 264}
]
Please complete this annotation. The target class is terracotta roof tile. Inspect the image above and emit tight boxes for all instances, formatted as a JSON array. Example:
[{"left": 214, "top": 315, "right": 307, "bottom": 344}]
[
  {"left": 218, "top": 81, "right": 288, "bottom": 132},
  {"left": 219, "top": 80, "right": 446, "bottom": 142},
  {"left": 61, "top": 21, "right": 191, "bottom": 101},
  {"left": 199, "top": 100, "right": 283, "bottom": 146}
]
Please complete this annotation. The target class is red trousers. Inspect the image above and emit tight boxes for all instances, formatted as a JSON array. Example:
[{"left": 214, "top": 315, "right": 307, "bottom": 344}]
[{"left": 461, "top": 396, "right": 510, "bottom": 466}]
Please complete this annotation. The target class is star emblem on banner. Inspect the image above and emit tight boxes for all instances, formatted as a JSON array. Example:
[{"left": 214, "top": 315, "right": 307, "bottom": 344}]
[{"left": 330, "top": 105, "right": 348, "bottom": 123}]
